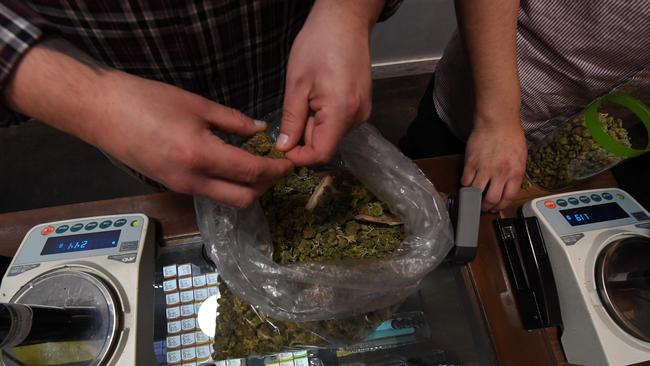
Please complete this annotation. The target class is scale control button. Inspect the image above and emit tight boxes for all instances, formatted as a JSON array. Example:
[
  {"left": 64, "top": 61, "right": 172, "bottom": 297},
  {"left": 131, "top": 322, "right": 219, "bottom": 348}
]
[
  {"left": 590, "top": 194, "right": 602, "bottom": 202},
  {"left": 107, "top": 253, "right": 136, "bottom": 263},
  {"left": 561, "top": 233, "right": 585, "bottom": 246},
  {"left": 84, "top": 222, "right": 98, "bottom": 230},
  {"left": 579, "top": 196, "right": 590, "bottom": 204},
  {"left": 130, "top": 219, "right": 141, "bottom": 228},
  {"left": 114, "top": 218, "right": 127, "bottom": 227},
  {"left": 631, "top": 211, "right": 650, "bottom": 221},
  {"left": 70, "top": 223, "right": 84, "bottom": 232},
  {"left": 544, "top": 200, "right": 556, "bottom": 209},
  {"left": 119, "top": 241, "right": 139, "bottom": 252},
  {"left": 40, "top": 225, "right": 55, "bottom": 235},
  {"left": 617, "top": 193, "right": 625, "bottom": 200},
  {"left": 7, "top": 264, "right": 40, "bottom": 277},
  {"left": 99, "top": 220, "right": 112, "bottom": 229},
  {"left": 55, "top": 225, "right": 69, "bottom": 234},
  {"left": 602, "top": 192, "right": 613, "bottom": 200},
  {"left": 568, "top": 197, "right": 579, "bottom": 205},
  {"left": 635, "top": 222, "right": 650, "bottom": 229},
  {"left": 556, "top": 199, "right": 568, "bottom": 207}
]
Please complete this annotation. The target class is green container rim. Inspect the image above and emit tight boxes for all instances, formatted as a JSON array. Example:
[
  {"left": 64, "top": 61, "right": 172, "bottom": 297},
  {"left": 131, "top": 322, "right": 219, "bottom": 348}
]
[{"left": 584, "top": 92, "right": 650, "bottom": 158}]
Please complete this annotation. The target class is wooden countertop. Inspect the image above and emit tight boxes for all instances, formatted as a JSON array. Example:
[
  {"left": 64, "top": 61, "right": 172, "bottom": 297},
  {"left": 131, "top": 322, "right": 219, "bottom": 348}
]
[{"left": 0, "top": 155, "right": 621, "bottom": 365}]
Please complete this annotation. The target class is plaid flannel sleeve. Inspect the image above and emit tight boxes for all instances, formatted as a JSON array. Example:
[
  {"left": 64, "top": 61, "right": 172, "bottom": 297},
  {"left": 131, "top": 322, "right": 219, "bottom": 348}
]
[
  {"left": 0, "top": 2, "right": 49, "bottom": 127},
  {"left": 378, "top": 0, "right": 404, "bottom": 21}
]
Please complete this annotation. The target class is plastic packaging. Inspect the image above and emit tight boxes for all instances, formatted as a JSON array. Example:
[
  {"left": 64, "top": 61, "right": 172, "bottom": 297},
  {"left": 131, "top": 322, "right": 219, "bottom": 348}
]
[
  {"left": 195, "top": 119, "right": 453, "bottom": 340},
  {"left": 527, "top": 92, "right": 650, "bottom": 190}
]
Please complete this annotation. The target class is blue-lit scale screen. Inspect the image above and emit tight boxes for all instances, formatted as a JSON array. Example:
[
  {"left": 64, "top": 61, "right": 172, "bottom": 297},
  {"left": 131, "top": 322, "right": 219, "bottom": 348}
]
[
  {"left": 559, "top": 202, "right": 629, "bottom": 226},
  {"left": 41, "top": 230, "right": 121, "bottom": 255}
]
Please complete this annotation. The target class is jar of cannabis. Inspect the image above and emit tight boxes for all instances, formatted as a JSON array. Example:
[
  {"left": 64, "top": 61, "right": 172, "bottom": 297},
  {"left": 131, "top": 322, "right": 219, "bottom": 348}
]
[{"left": 527, "top": 92, "right": 650, "bottom": 190}]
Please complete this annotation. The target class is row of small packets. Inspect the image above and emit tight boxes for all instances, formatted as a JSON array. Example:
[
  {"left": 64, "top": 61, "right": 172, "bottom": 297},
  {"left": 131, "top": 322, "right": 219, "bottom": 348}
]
[{"left": 163, "top": 263, "right": 222, "bottom": 365}]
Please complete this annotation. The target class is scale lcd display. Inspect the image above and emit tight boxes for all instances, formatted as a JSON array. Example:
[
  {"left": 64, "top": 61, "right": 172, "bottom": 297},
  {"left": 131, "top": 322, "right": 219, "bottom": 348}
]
[
  {"left": 41, "top": 230, "right": 121, "bottom": 255},
  {"left": 560, "top": 202, "right": 629, "bottom": 226}
]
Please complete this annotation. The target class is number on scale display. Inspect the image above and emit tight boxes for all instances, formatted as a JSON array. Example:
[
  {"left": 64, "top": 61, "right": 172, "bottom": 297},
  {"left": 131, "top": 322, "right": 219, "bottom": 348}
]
[
  {"left": 559, "top": 202, "right": 629, "bottom": 226},
  {"left": 41, "top": 230, "right": 121, "bottom": 255}
]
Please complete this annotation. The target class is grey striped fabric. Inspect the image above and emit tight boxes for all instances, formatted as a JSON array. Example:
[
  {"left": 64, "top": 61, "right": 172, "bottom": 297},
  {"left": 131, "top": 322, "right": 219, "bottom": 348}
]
[{"left": 433, "top": 0, "right": 650, "bottom": 144}]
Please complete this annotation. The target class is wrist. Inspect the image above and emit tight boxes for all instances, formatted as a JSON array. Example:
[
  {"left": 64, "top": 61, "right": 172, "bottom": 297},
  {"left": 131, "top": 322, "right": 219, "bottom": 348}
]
[{"left": 309, "top": 0, "right": 384, "bottom": 35}]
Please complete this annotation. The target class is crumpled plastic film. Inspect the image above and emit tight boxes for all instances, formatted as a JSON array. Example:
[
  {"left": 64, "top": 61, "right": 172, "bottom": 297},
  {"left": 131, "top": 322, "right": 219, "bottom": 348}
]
[{"left": 195, "top": 120, "right": 453, "bottom": 326}]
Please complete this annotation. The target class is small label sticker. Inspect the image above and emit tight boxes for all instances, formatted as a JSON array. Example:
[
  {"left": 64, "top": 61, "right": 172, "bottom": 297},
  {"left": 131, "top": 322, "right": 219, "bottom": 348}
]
[
  {"left": 195, "top": 331, "right": 210, "bottom": 344},
  {"left": 194, "top": 288, "right": 209, "bottom": 302},
  {"left": 181, "top": 333, "right": 196, "bottom": 347},
  {"left": 167, "top": 320, "right": 182, "bottom": 334},
  {"left": 206, "top": 272, "right": 219, "bottom": 285},
  {"left": 177, "top": 263, "right": 192, "bottom": 277},
  {"left": 166, "top": 306, "right": 180, "bottom": 320},
  {"left": 207, "top": 286, "right": 219, "bottom": 297},
  {"left": 180, "top": 304, "right": 195, "bottom": 318},
  {"left": 181, "top": 317, "right": 196, "bottom": 331},
  {"left": 166, "top": 350, "right": 182, "bottom": 364},
  {"left": 166, "top": 292, "right": 180, "bottom": 306},
  {"left": 192, "top": 275, "right": 207, "bottom": 288},
  {"left": 196, "top": 345, "right": 211, "bottom": 360},
  {"left": 166, "top": 335, "right": 181, "bottom": 349},
  {"left": 163, "top": 279, "right": 178, "bottom": 293},
  {"left": 178, "top": 277, "right": 193, "bottom": 290},
  {"left": 181, "top": 347, "right": 196, "bottom": 361},
  {"left": 180, "top": 290, "right": 194, "bottom": 303}
]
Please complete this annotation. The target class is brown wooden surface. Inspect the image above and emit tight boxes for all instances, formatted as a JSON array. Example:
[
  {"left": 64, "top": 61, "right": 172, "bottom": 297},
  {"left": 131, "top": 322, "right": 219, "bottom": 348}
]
[
  {"left": 0, "top": 192, "right": 198, "bottom": 257},
  {"left": 0, "top": 155, "right": 624, "bottom": 365}
]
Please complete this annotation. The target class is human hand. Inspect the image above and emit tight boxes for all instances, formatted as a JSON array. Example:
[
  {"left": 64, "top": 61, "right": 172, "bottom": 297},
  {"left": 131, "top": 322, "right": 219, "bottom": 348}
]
[
  {"left": 276, "top": 0, "right": 383, "bottom": 165},
  {"left": 94, "top": 73, "right": 293, "bottom": 208},
  {"left": 461, "top": 122, "right": 527, "bottom": 212}
]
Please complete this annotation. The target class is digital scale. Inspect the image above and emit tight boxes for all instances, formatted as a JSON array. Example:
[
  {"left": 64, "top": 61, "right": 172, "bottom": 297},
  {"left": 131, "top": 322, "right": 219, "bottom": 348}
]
[
  {"left": 516, "top": 188, "right": 650, "bottom": 366},
  {"left": 0, "top": 214, "right": 155, "bottom": 365}
]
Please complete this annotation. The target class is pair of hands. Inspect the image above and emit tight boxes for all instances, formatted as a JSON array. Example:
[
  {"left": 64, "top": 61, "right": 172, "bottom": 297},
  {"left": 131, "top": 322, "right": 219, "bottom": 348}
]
[{"left": 94, "top": 5, "right": 372, "bottom": 209}]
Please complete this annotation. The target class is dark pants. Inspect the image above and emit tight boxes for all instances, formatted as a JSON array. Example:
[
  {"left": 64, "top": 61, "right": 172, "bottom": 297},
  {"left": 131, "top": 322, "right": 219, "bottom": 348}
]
[{"left": 398, "top": 75, "right": 465, "bottom": 159}]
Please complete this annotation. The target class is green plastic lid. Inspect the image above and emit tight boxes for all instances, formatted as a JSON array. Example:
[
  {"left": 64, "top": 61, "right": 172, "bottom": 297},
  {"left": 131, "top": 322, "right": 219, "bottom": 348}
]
[{"left": 584, "top": 92, "right": 650, "bottom": 158}]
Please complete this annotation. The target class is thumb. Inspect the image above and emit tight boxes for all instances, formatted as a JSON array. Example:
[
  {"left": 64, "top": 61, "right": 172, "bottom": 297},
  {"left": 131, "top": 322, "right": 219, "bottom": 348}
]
[
  {"left": 203, "top": 103, "right": 267, "bottom": 136},
  {"left": 277, "top": 80, "right": 310, "bottom": 151}
]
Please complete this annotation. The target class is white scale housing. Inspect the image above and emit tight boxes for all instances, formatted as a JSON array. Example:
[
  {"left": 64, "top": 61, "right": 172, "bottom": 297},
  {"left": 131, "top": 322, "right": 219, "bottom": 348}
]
[
  {"left": 0, "top": 213, "right": 155, "bottom": 365},
  {"left": 523, "top": 188, "right": 650, "bottom": 366}
]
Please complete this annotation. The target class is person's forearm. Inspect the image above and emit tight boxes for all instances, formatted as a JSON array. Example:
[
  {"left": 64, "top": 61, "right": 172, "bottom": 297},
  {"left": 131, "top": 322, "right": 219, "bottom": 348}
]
[
  {"left": 3, "top": 38, "right": 115, "bottom": 145},
  {"left": 455, "top": 0, "right": 521, "bottom": 127},
  {"left": 311, "top": 0, "right": 385, "bottom": 35}
]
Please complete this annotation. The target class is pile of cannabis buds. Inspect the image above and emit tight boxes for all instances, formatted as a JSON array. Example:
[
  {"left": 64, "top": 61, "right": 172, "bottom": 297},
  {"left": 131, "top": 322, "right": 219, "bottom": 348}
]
[{"left": 212, "top": 133, "right": 405, "bottom": 359}]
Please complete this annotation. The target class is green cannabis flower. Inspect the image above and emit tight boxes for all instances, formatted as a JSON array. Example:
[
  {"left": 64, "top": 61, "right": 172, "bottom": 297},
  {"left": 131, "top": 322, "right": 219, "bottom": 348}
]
[{"left": 213, "top": 133, "right": 405, "bottom": 359}]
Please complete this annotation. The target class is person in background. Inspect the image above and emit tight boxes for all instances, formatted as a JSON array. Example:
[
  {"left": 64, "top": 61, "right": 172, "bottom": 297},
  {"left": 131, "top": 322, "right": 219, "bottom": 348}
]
[
  {"left": 0, "top": 1, "right": 401, "bottom": 208},
  {"left": 400, "top": 0, "right": 649, "bottom": 212}
]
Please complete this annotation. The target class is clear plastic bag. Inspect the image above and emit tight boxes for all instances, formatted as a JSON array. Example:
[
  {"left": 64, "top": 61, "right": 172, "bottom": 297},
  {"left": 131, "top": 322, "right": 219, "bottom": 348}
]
[{"left": 195, "top": 119, "right": 453, "bottom": 345}]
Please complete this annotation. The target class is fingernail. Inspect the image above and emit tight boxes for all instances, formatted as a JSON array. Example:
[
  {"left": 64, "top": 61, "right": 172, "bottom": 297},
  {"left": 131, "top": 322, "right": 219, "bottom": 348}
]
[
  {"left": 254, "top": 120, "right": 266, "bottom": 128},
  {"left": 277, "top": 133, "right": 289, "bottom": 147}
]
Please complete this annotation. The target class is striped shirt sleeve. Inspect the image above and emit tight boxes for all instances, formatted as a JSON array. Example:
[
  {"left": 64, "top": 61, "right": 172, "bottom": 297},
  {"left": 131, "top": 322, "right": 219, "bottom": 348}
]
[{"left": 0, "top": 2, "right": 51, "bottom": 127}]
